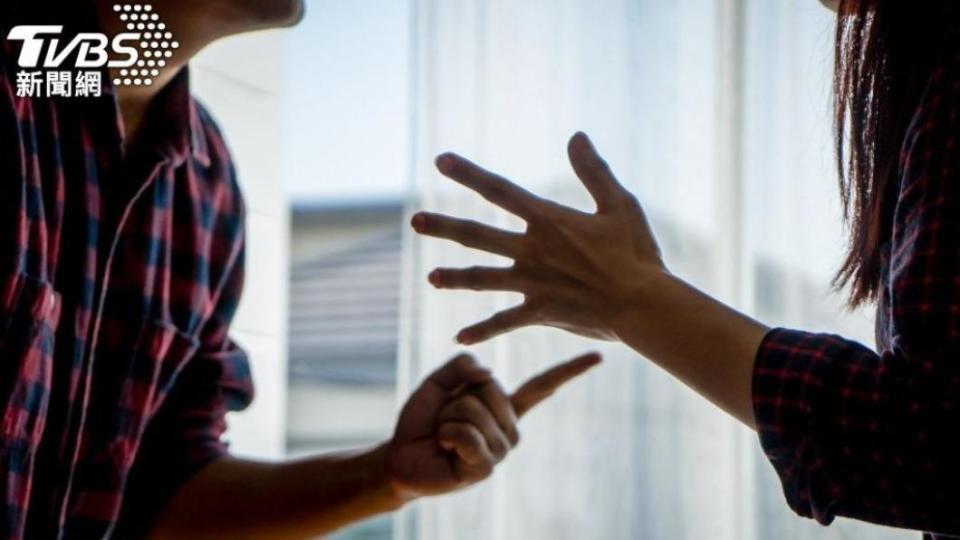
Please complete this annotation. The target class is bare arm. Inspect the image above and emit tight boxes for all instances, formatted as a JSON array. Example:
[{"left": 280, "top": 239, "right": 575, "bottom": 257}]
[
  {"left": 413, "top": 133, "right": 766, "bottom": 426},
  {"left": 149, "top": 353, "right": 600, "bottom": 539},
  {"left": 607, "top": 272, "right": 767, "bottom": 428},
  {"left": 148, "top": 449, "right": 400, "bottom": 540}
]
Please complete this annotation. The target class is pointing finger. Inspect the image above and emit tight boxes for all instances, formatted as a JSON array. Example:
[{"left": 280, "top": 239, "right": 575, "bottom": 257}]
[{"left": 510, "top": 353, "right": 602, "bottom": 418}]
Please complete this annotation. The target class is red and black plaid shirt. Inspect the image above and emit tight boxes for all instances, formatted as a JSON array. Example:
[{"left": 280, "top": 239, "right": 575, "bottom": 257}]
[
  {"left": 753, "top": 54, "right": 960, "bottom": 540},
  {"left": 0, "top": 26, "right": 253, "bottom": 540}
]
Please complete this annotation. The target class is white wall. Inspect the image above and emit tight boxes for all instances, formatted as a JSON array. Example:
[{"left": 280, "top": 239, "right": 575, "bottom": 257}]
[
  {"left": 191, "top": 31, "right": 291, "bottom": 460},
  {"left": 283, "top": 0, "right": 411, "bottom": 203}
]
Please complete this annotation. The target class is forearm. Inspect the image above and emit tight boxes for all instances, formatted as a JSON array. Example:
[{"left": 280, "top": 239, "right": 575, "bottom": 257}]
[
  {"left": 149, "top": 443, "right": 406, "bottom": 540},
  {"left": 611, "top": 271, "right": 769, "bottom": 427}
]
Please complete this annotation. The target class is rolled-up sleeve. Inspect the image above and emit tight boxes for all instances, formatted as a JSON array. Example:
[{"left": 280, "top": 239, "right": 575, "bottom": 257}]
[{"left": 752, "top": 59, "right": 960, "bottom": 535}]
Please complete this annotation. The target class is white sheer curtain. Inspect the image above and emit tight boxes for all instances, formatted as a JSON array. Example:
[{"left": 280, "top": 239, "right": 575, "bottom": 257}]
[{"left": 397, "top": 1, "right": 913, "bottom": 539}]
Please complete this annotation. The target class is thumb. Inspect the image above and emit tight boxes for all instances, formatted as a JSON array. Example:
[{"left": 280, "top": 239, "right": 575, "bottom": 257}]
[{"left": 567, "top": 132, "right": 626, "bottom": 213}]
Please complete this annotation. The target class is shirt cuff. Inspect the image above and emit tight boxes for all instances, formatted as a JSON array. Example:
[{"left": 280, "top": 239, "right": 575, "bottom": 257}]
[{"left": 752, "top": 327, "right": 846, "bottom": 525}]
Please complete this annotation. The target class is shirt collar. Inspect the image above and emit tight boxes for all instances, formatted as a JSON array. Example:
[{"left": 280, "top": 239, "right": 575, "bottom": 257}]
[{"left": 102, "top": 67, "right": 212, "bottom": 169}]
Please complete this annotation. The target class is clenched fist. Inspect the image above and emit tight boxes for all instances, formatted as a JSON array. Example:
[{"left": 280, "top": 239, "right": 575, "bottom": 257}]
[{"left": 384, "top": 352, "right": 601, "bottom": 500}]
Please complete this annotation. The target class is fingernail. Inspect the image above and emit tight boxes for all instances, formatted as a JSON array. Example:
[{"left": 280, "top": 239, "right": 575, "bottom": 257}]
[
  {"left": 573, "top": 132, "right": 590, "bottom": 151},
  {"left": 411, "top": 213, "right": 426, "bottom": 233},
  {"left": 428, "top": 270, "right": 442, "bottom": 286},
  {"left": 456, "top": 331, "right": 473, "bottom": 345},
  {"left": 436, "top": 154, "right": 455, "bottom": 174}
]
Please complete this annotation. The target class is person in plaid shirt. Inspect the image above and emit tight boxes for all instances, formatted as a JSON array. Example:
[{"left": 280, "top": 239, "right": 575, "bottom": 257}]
[
  {"left": 413, "top": 0, "right": 960, "bottom": 538},
  {"left": 0, "top": 1, "right": 603, "bottom": 539}
]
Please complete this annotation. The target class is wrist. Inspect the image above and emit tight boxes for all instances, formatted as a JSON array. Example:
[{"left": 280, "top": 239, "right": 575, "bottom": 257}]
[
  {"left": 605, "top": 264, "right": 674, "bottom": 341},
  {"left": 370, "top": 442, "right": 418, "bottom": 511}
]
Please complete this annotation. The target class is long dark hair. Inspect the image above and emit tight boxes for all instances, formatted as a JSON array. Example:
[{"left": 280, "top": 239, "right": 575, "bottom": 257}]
[{"left": 833, "top": 0, "right": 960, "bottom": 306}]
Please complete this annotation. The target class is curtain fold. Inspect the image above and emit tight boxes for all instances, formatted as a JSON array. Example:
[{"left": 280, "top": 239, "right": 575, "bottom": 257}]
[{"left": 398, "top": 1, "right": 913, "bottom": 538}]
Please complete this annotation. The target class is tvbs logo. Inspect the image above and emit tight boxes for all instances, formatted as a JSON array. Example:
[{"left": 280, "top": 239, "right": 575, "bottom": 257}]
[{"left": 5, "top": 4, "right": 178, "bottom": 98}]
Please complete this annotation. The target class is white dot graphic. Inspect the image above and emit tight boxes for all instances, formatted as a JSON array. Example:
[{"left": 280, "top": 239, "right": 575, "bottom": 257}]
[
  {"left": 163, "top": 51, "right": 172, "bottom": 58},
  {"left": 171, "top": 41, "right": 179, "bottom": 49},
  {"left": 145, "top": 79, "right": 153, "bottom": 85},
  {"left": 151, "top": 69, "right": 160, "bottom": 76},
  {"left": 120, "top": 14, "right": 128, "bottom": 20},
  {"left": 113, "top": 78, "right": 122, "bottom": 85},
  {"left": 113, "top": 5, "right": 121, "bottom": 11},
  {"left": 123, "top": 78, "right": 131, "bottom": 85},
  {"left": 133, "top": 4, "right": 141, "bottom": 11},
  {"left": 144, "top": 51, "right": 152, "bottom": 58},
  {"left": 158, "top": 23, "right": 165, "bottom": 30},
  {"left": 123, "top": 5, "right": 131, "bottom": 11},
  {"left": 120, "top": 69, "right": 128, "bottom": 76},
  {"left": 127, "top": 24, "right": 135, "bottom": 30}
]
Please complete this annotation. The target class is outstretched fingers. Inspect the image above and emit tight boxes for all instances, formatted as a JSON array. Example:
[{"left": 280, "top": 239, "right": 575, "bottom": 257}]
[
  {"left": 567, "top": 132, "right": 630, "bottom": 213},
  {"left": 455, "top": 304, "right": 535, "bottom": 345},
  {"left": 435, "top": 153, "right": 555, "bottom": 221},
  {"left": 428, "top": 266, "right": 535, "bottom": 294},
  {"left": 411, "top": 212, "right": 523, "bottom": 259}
]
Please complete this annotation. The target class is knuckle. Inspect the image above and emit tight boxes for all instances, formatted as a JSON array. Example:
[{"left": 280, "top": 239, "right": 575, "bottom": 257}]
[
  {"left": 524, "top": 240, "right": 550, "bottom": 266},
  {"left": 455, "top": 427, "right": 476, "bottom": 446},
  {"left": 464, "top": 266, "right": 483, "bottom": 289},
  {"left": 620, "top": 191, "right": 640, "bottom": 210},
  {"left": 525, "top": 201, "right": 552, "bottom": 223},
  {"left": 590, "top": 156, "right": 611, "bottom": 173},
  {"left": 473, "top": 462, "right": 494, "bottom": 481},
  {"left": 491, "top": 438, "right": 509, "bottom": 459},
  {"left": 510, "top": 429, "right": 521, "bottom": 447},
  {"left": 445, "top": 399, "right": 469, "bottom": 419},
  {"left": 454, "top": 219, "right": 481, "bottom": 243},
  {"left": 486, "top": 378, "right": 508, "bottom": 397},
  {"left": 461, "top": 393, "right": 486, "bottom": 414},
  {"left": 452, "top": 353, "right": 477, "bottom": 370}
]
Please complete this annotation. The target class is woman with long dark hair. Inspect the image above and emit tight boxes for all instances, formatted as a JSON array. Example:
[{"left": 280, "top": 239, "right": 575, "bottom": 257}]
[{"left": 413, "top": 0, "right": 960, "bottom": 537}]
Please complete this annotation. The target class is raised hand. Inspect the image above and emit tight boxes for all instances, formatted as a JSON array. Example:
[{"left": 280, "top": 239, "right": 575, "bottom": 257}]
[
  {"left": 385, "top": 352, "right": 601, "bottom": 499},
  {"left": 411, "top": 132, "right": 665, "bottom": 345}
]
